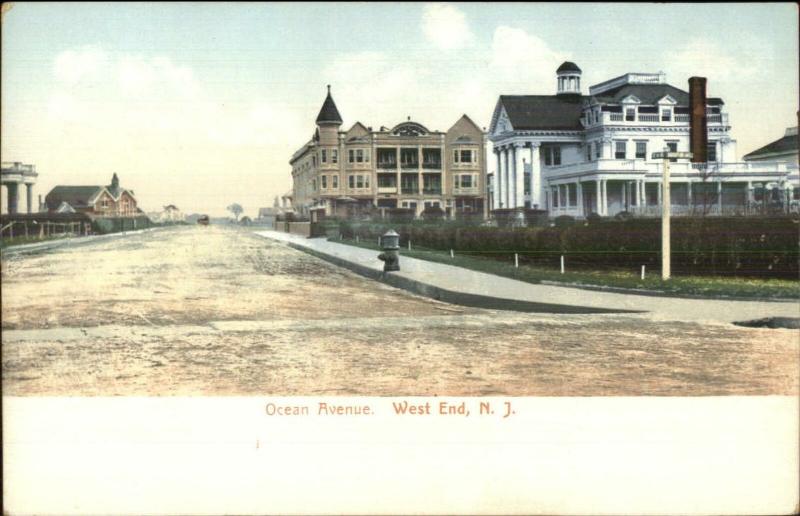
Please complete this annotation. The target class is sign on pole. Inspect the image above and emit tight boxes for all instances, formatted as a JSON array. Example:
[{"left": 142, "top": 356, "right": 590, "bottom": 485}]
[{"left": 651, "top": 150, "right": 692, "bottom": 280}]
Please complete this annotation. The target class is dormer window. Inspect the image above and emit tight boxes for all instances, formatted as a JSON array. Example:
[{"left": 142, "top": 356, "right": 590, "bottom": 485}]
[
  {"left": 625, "top": 108, "right": 636, "bottom": 121},
  {"left": 661, "top": 109, "right": 672, "bottom": 122}
]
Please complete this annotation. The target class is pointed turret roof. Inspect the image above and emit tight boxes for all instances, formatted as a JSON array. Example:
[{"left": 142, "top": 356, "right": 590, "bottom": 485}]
[{"left": 315, "top": 85, "right": 343, "bottom": 125}]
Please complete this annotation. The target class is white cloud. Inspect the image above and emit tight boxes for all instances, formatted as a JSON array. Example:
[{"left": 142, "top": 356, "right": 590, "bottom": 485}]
[
  {"left": 53, "top": 46, "right": 107, "bottom": 85},
  {"left": 489, "top": 26, "right": 569, "bottom": 90},
  {"left": 422, "top": 3, "right": 473, "bottom": 50}
]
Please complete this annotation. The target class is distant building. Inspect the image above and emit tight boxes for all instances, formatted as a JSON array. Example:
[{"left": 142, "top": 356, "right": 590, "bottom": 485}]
[
  {"left": 160, "top": 204, "right": 184, "bottom": 223},
  {"left": 290, "top": 86, "right": 487, "bottom": 219},
  {"left": 45, "top": 173, "right": 140, "bottom": 217},
  {"left": 744, "top": 126, "right": 799, "bottom": 166},
  {"left": 1, "top": 162, "right": 38, "bottom": 214},
  {"left": 489, "top": 63, "right": 799, "bottom": 217}
]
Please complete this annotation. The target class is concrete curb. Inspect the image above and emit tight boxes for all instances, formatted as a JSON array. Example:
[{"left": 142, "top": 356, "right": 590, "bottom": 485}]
[{"left": 277, "top": 239, "right": 640, "bottom": 315}]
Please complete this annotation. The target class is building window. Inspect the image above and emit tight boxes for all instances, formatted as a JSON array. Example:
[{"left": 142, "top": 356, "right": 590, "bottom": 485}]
[
  {"left": 454, "top": 148, "right": 476, "bottom": 163},
  {"left": 401, "top": 148, "right": 418, "bottom": 167},
  {"left": 321, "top": 150, "right": 327, "bottom": 163},
  {"left": 348, "top": 150, "right": 355, "bottom": 163},
  {"left": 586, "top": 144, "right": 592, "bottom": 161},
  {"left": 635, "top": 141, "right": 647, "bottom": 159},
  {"left": 332, "top": 175, "right": 338, "bottom": 188},
  {"left": 544, "top": 147, "right": 561, "bottom": 166},
  {"left": 348, "top": 175, "right": 355, "bottom": 188},
  {"left": 356, "top": 175, "right": 364, "bottom": 188},
  {"left": 356, "top": 149, "right": 364, "bottom": 163},
  {"left": 332, "top": 149, "right": 338, "bottom": 164},
  {"left": 707, "top": 142, "right": 717, "bottom": 162},
  {"left": 661, "top": 109, "right": 672, "bottom": 122},
  {"left": 596, "top": 142, "right": 602, "bottom": 159},
  {"left": 364, "top": 175, "right": 370, "bottom": 188},
  {"left": 625, "top": 108, "right": 635, "bottom": 121},
  {"left": 460, "top": 175, "right": 473, "bottom": 188},
  {"left": 321, "top": 175, "right": 328, "bottom": 189},
  {"left": 615, "top": 141, "right": 627, "bottom": 159}
]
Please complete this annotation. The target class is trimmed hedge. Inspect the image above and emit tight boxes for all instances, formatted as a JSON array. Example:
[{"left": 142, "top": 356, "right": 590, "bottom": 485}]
[
  {"left": 337, "top": 216, "right": 800, "bottom": 278},
  {"left": 92, "top": 216, "right": 154, "bottom": 234}
]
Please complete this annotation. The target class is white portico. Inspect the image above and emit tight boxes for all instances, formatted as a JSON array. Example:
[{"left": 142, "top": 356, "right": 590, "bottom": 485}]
[{"left": 488, "top": 63, "right": 799, "bottom": 218}]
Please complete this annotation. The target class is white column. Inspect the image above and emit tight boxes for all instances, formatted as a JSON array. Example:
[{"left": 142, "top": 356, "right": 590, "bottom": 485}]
[
  {"left": 498, "top": 146, "right": 507, "bottom": 208},
  {"left": 576, "top": 182, "right": 584, "bottom": 216},
  {"left": 687, "top": 181, "right": 693, "bottom": 208},
  {"left": 514, "top": 143, "right": 525, "bottom": 209},
  {"left": 493, "top": 149, "right": 501, "bottom": 212},
  {"left": 621, "top": 181, "right": 627, "bottom": 210},
  {"left": 640, "top": 180, "right": 646, "bottom": 207},
  {"left": 529, "top": 143, "right": 541, "bottom": 208},
  {"left": 503, "top": 147, "right": 511, "bottom": 209},
  {"left": 601, "top": 179, "right": 608, "bottom": 215},
  {"left": 595, "top": 179, "right": 601, "bottom": 214}
]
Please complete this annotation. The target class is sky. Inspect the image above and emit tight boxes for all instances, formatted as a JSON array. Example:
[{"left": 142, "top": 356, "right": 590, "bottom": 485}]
[{"left": 2, "top": 2, "right": 798, "bottom": 217}]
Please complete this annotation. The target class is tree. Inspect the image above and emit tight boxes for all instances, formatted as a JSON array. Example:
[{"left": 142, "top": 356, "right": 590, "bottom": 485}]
[{"left": 227, "top": 203, "right": 243, "bottom": 221}]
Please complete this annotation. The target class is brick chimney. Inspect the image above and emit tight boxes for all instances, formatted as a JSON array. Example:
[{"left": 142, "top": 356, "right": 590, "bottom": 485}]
[{"left": 688, "top": 76, "right": 707, "bottom": 163}]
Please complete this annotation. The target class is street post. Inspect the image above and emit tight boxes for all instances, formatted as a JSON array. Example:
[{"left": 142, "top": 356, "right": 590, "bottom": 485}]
[{"left": 652, "top": 149, "right": 693, "bottom": 280}]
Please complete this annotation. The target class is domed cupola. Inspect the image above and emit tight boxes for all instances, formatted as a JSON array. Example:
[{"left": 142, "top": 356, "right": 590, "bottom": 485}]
[{"left": 556, "top": 61, "right": 582, "bottom": 96}]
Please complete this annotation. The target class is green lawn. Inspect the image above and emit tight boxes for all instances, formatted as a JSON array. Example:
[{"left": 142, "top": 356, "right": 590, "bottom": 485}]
[{"left": 331, "top": 236, "right": 800, "bottom": 300}]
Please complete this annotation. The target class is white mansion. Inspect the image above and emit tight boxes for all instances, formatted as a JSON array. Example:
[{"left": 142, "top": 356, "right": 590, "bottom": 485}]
[{"left": 488, "top": 62, "right": 800, "bottom": 218}]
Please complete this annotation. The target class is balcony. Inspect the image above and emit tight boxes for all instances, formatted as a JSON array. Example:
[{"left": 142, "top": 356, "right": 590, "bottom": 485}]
[
  {"left": 422, "top": 161, "right": 442, "bottom": 170},
  {"left": 453, "top": 187, "right": 480, "bottom": 196},
  {"left": 422, "top": 188, "right": 442, "bottom": 195},
  {"left": 593, "top": 111, "right": 727, "bottom": 126},
  {"left": 546, "top": 158, "right": 792, "bottom": 179},
  {"left": 376, "top": 161, "right": 397, "bottom": 170},
  {"left": 400, "top": 161, "right": 419, "bottom": 170}
]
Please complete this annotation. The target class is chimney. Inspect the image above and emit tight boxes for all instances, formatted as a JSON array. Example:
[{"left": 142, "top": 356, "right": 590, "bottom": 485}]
[{"left": 688, "top": 76, "right": 708, "bottom": 163}]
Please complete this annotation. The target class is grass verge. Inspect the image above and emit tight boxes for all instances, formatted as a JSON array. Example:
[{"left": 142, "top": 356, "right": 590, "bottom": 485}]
[{"left": 330, "top": 236, "right": 800, "bottom": 300}]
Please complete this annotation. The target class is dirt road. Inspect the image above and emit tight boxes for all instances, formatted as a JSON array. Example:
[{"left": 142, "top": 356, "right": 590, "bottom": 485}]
[{"left": 2, "top": 225, "right": 797, "bottom": 396}]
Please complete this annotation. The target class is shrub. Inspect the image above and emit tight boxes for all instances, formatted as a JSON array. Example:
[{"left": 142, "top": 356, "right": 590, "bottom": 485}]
[
  {"left": 421, "top": 206, "right": 445, "bottom": 222},
  {"left": 585, "top": 212, "right": 603, "bottom": 225},
  {"left": 554, "top": 215, "right": 576, "bottom": 228},
  {"left": 387, "top": 208, "right": 415, "bottom": 223}
]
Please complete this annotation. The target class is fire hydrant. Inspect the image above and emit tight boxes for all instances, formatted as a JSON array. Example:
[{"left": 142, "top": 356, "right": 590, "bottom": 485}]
[{"left": 378, "top": 229, "right": 400, "bottom": 272}]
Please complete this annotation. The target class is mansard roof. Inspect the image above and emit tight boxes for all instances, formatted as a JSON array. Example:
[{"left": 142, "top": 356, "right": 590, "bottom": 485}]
[
  {"left": 743, "top": 133, "right": 798, "bottom": 160},
  {"left": 498, "top": 95, "right": 587, "bottom": 131},
  {"left": 315, "top": 86, "right": 343, "bottom": 124}
]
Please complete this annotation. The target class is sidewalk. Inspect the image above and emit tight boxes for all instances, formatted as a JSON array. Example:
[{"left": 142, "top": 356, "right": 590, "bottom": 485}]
[{"left": 254, "top": 230, "right": 800, "bottom": 324}]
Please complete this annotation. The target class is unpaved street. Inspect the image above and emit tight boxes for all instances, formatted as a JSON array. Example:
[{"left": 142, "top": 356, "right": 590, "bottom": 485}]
[{"left": 2, "top": 225, "right": 798, "bottom": 396}]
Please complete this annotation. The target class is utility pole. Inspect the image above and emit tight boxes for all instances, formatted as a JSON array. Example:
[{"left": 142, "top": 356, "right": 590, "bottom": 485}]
[{"left": 652, "top": 149, "right": 692, "bottom": 280}]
